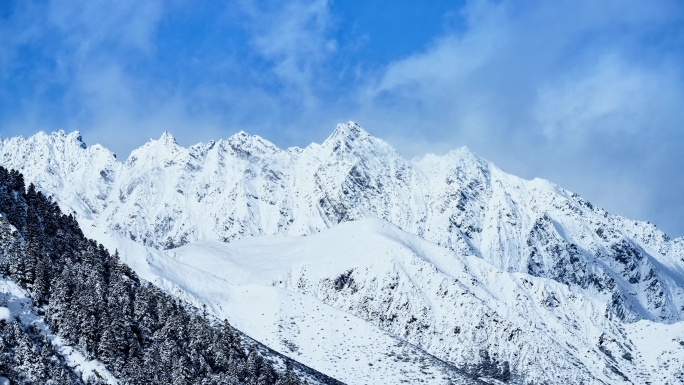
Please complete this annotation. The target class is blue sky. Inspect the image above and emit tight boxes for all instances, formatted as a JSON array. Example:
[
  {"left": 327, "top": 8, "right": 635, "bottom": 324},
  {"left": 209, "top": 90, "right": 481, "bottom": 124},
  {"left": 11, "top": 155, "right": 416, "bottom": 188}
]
[{"left": 1, "top": 0, "right": 684, "bottom": 236}]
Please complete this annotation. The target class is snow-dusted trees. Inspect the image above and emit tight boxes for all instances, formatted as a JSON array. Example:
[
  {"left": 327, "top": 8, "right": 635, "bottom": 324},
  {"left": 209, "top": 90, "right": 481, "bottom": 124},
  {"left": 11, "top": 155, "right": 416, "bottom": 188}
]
[{"left": 0, "top": 314, "right": 84, "bottom": 384}]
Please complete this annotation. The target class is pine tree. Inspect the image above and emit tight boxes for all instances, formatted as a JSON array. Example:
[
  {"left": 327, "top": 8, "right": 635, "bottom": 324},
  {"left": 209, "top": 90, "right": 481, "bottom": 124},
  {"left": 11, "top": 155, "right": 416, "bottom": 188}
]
[
  {"left": 171, "top": 355, "right": 193, "bottom": 385},
  {"left": 33, "top": 254, "right": 51, "bottom": 305}
]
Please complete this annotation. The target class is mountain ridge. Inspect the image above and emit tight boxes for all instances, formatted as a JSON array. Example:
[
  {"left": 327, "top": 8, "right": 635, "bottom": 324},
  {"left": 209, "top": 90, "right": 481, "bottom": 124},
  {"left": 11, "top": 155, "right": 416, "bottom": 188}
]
[{"left": 1, "top": 122, "right": 683, "bottom": 325}]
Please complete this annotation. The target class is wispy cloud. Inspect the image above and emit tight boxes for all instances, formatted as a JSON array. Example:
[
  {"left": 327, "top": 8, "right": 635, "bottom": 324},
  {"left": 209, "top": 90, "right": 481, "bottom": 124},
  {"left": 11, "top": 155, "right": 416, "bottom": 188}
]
[
  {"left": 533, "top": 56, "right": 681, "bottom": 146},
  {"left": 240, "top": 0, "right": 336, "bottom": 93},
  {"left": 203, "top": 0, "right": 344, "bottom": 144},
  {"left": 46, "top": 0, "right": 163, "bottom": 57},
  {"left": 1, "top": 0, "right": 684, "bottom": 235},
  {"left": 353, "top": 0, "right": 684, "bottom": 234}
]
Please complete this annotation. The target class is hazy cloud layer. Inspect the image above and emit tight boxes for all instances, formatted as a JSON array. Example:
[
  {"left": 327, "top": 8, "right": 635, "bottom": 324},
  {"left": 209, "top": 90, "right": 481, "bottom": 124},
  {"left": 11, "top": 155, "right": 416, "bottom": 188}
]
[
  {"left": 352, "top": 0, "right": 684, "bottom": 235},
  {"left": 1, "top": 0, "right": 683, "bottom": 236}
]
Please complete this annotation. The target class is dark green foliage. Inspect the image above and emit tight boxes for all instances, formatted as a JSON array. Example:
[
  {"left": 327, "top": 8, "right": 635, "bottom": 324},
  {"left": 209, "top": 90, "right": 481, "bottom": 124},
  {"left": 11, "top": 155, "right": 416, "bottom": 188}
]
[{"left": 0, "top": 166, "right": 336, "bottom": 385}]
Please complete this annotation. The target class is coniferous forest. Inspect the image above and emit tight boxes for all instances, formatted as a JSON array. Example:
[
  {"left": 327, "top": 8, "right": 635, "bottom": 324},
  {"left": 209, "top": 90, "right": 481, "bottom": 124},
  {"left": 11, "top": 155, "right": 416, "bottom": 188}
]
[{"left": 0, "top": 166, "right": 339, "bottom": 385}]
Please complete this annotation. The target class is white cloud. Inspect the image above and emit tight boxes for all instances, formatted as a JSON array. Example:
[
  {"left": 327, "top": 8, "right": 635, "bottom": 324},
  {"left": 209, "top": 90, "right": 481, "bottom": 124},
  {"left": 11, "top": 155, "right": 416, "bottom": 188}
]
[
  {"left": 350, "top": 0, "right": 684, "bottom": 235},
  {"left": 238, "top": 0, "right": 337, "bottom": 107},
  {"left": 46, "top": 0, "right": 164, "bottom": 58},
  {"left": 533, "top": 56, "right": 677, "bottom": 145}
]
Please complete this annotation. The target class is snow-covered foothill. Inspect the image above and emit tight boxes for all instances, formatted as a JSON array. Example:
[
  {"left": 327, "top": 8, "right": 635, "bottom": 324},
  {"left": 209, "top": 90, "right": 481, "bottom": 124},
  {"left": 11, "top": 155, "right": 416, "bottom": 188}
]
[
  {"left": 74, "top": 216, "right": 684, "bottom": 384},
  {"left": 162, "top": 218, "right": 684, "bottom": 384},
  {"left": 80, "top": 221, "right": 479, "bottom": 384}
]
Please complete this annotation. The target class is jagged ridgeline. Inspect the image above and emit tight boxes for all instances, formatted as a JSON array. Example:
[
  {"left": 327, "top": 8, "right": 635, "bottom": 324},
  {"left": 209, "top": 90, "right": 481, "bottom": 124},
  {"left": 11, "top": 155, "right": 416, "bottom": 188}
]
[{"left": 0, "top": 166, "right": 339, "bottom": 385}]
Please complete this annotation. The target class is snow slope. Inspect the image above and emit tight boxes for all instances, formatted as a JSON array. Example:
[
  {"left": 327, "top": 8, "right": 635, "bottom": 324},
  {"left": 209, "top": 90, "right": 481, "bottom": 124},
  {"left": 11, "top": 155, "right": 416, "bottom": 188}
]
[
  {"left": 625, "top": 321, "right": 684, "bottom": 383},
  {"left": 80, "top": 218, "right": 481, "bottom": 385},
  {"left": 80, "top": 216, "right": 684, "bottom": 384},
  {"left": 162, "top": 218, "right": 684, "bottom": 384}
]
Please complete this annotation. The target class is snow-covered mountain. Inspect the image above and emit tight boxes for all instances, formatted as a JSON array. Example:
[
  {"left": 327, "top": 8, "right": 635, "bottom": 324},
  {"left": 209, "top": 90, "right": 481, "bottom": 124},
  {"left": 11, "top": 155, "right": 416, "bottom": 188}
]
[
  {"left": 2, "top": 123, "right": 683, "bottom": 323},
  {"left": 83, "top": 221, "right": 484, "bottom": 385},
  {"left": 1, "top": 123, "right": 684, "bottom": 384},
  {"left": 74, "top": 216, "right": 683, "bottom": 385}
]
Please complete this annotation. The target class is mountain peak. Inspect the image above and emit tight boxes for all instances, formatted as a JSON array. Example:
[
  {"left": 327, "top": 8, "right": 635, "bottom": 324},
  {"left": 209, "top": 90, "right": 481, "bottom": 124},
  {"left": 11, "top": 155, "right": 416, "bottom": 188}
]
[
  {"left": 37, "top": 130, "right": 87, "bottom": 149},
  {"left": 227, "top": 130, "right": 250, "bottom": 143},
  {"left": 223, "top": 131, "right": 281, "bottom": 161},
  {"left": 158, "top": 131, "right": 177, "bottom": 145},
  {"left": 344, "top": 121, "right": 368, "bottom": 136},
  {"left": 125, "top": 131, "right": 182, "bottom": 165},
  {"left": 66, "top": 131, "right": 87, "bottom": 149},
  {"left": 50, "top": 129, "right": 67, "bottom": 139},
  {"left": 445, "top": 146, "right": 485, "bottom": 163},
  {"left": 329, "top": 121, "right": 369, "bottom": 140},
  {"left": 322, "top": 121, "right": 373, "bottom": 151}
]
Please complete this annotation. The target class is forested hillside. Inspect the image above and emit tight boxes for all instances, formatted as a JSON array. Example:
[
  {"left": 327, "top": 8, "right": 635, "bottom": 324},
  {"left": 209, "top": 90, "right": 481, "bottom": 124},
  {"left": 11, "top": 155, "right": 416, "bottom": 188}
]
[{"left": 0, "top": 166, "right": 339, "bottom": 385}]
